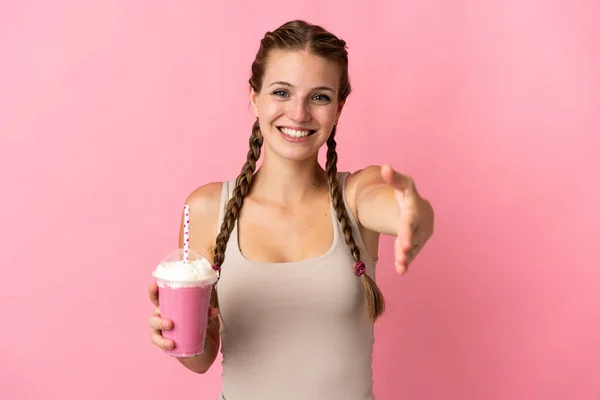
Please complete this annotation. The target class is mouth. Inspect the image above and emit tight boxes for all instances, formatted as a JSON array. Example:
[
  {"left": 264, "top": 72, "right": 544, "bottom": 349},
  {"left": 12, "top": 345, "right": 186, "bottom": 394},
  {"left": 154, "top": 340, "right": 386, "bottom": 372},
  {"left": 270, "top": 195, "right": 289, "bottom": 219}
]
[{"left": 277, "top": 126, "right": 317, "bottom": 139}]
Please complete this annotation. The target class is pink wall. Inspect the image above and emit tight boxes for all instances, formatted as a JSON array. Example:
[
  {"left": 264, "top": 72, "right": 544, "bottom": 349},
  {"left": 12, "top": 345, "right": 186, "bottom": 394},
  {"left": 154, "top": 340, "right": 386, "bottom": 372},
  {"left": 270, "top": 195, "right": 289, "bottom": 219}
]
[{"left": 1, "top": 1, "right": 598, "bottom": 399}]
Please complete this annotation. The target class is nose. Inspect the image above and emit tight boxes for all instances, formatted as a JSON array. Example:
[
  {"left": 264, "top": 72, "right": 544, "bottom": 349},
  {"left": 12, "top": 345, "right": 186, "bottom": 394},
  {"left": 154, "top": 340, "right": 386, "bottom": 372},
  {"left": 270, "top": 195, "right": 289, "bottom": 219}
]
[{"left": 286, "top": 99, "right": 311, "bottom": 123}]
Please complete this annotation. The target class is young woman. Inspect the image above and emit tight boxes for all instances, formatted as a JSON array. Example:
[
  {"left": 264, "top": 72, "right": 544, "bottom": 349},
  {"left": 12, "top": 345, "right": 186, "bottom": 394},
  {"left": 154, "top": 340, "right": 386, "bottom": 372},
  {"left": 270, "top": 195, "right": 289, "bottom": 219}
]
[{"left": 148, "top": 19, "right": 434, "bottom": 400}]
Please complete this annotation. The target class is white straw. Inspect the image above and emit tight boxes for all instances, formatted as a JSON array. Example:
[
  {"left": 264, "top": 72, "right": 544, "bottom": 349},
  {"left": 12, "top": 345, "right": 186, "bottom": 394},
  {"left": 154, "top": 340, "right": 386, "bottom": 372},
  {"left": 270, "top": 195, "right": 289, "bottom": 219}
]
[{"left": 183, "top": 205, "right": 190, "bottom": 263}]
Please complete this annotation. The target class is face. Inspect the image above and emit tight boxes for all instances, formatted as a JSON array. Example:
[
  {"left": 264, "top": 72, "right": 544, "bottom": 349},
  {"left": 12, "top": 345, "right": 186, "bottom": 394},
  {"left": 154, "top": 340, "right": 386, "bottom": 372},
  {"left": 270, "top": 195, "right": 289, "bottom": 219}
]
[{"left": 250, "top": 50, "right": 345, "bottom": 162}]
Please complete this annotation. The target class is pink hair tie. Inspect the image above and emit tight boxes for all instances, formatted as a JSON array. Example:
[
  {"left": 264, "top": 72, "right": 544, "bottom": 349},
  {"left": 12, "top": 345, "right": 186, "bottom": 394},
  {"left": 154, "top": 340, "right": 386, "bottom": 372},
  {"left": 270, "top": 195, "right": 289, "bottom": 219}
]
[
  {"left": 212, "top": 265, "right": 221, "bottom": 273},
  {"left": 355, "top": 261, "right": 366, "bottom": 276}
]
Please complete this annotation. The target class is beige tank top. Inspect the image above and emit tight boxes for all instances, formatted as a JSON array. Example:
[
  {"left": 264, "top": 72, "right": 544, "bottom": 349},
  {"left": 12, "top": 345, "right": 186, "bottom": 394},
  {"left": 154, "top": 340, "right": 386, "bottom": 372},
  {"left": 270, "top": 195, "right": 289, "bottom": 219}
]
[{"left": 216, "top": 172, "right": 377, "bottom": 400}]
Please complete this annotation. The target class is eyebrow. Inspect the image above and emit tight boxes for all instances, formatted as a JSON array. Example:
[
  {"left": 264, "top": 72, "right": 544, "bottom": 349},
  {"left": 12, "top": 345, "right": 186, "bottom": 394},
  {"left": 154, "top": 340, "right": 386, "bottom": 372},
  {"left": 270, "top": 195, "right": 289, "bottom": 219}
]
[{"left": 268, "top": 81, "right": 336, "bottom": 93}]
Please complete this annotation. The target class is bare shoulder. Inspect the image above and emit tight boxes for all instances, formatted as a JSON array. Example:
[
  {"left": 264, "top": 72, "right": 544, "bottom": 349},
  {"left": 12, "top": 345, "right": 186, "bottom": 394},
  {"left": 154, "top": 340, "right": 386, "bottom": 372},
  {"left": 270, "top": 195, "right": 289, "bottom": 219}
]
[
  {"left": 344, "top": 165, "right": 383, "bottom": 213},
  {"left": 185, "top": 182, "right": 224, "bottom": 219},
  {"left": 179, "top": 182, "right": 224, "bottom": 263}
]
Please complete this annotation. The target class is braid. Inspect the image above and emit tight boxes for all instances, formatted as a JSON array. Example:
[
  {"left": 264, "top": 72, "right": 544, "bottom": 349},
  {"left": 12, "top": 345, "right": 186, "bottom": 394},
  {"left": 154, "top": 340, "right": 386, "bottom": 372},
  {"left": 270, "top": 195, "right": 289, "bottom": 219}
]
[
  {"left": 326, "top": 126, "right": 385, "bottom": 321},
  {"left": 211, "top": 119, "right": 263, "bottom": 308}
]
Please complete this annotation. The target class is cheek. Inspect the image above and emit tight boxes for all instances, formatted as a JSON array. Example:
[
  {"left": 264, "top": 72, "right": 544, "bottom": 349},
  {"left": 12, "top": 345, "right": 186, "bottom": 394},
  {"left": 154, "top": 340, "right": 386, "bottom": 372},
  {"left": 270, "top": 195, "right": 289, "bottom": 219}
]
[
  {"left": 257, "top": 103, "right": 282, "bottom": 136},
  {"left": 313, "top": 106, "right": 338, "bottom": 125},
  {"left": 258, "top": 99, "right": 284, "bottom": 121}
]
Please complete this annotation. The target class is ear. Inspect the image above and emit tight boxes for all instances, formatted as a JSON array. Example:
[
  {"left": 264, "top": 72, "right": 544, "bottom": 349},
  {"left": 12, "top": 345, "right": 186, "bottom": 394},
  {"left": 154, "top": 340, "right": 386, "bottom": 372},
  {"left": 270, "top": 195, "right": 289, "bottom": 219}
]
[
  {"left": 335, "top": 99, "right": 346, "bottom": 124},
  {"left": 249, "top": 85, "right": 259, "bottom": 118}
]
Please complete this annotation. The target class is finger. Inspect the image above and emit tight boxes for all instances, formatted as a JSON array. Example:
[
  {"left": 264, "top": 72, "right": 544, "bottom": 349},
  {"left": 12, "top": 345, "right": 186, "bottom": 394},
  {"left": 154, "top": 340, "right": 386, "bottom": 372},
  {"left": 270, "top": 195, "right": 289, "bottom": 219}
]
[
  {"left": 381, "top": 164, "right": 414, "bottom": 193},
  {"left": 396, "top": 219, "right": 413, "bottom": 250},
  {"left": 148, "top": 282, "right": 159, "bottom": 307},
  {"left": 408, "top": 243, "right": 420, "bottom": 261},
  {"left": 404, "top": 240, "right": 423, "bottom": 268},
  {"left": 398, "top": 200, "right": 420, "bottom": 239},
  {"left": 149, "top": 315, "right": 172, "bottom": 330},
  {"left": 396, "top": 213, "right": 417, "bottom": 252},
  {"left": 394, "top": 236, "right": 409, "bottom": 275},
  {"left": 395, "top": 229, "right": 423, "bottom": 274},
  {"left": 151, "top": 330, "right": 174, "bottom": 350},
  {"left": 395, "top": 260, "right": 408, "bottom": 275}
]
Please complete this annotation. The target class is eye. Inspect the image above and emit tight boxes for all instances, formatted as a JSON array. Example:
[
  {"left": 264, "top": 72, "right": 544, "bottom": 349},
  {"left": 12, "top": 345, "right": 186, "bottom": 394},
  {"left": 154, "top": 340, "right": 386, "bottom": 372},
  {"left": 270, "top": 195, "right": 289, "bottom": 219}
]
[
  {"left": 312, "top": 93, "right": 331, "bottom": 102},
  {"left": 272, "top": 89, "right": 289, "bottom": 98}
]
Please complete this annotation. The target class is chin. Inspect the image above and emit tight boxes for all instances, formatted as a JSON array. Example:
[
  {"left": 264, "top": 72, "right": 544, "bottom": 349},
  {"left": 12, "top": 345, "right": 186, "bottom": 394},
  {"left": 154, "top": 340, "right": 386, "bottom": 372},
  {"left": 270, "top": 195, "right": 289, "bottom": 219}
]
[{"left": 269, "top": 145, "right": 318, "bottom": 162}]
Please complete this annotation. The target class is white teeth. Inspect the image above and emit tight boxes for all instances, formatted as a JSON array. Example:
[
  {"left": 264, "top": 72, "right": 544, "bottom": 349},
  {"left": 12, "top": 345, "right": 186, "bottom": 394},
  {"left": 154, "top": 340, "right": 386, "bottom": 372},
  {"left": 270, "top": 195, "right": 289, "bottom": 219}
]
[{"left": 280, "top": 127, "right": 311, "bottom": 138}]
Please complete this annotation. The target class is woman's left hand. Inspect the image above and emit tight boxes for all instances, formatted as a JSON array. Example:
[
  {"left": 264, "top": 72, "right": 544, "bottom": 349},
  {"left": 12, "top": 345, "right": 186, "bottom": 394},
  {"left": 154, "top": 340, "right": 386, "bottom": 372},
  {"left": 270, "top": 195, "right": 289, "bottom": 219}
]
[{"left": 380, "top": 164, "right": 435, "bottom": 274}]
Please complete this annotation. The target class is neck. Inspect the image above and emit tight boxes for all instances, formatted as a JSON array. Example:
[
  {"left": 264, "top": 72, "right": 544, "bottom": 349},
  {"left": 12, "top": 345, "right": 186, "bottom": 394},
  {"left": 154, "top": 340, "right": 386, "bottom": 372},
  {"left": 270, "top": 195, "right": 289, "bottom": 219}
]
[{"left": 251, "top": 151, "right": 329, "bottom": 204}]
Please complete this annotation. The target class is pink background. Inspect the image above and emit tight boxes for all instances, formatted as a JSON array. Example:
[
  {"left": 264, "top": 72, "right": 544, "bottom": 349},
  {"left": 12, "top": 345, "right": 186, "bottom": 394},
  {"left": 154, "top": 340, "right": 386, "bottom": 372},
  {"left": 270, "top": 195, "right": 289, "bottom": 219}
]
[{"left": 1, "top": 1, "right": 598, "bottom": 399}]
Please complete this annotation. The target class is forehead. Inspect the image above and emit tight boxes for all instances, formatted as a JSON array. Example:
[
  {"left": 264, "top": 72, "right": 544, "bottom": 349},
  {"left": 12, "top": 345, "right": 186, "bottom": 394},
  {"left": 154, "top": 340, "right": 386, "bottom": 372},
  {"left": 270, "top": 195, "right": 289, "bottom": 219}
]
[{"left": 263, "top": 49, "right": 341, "bottom": 91}]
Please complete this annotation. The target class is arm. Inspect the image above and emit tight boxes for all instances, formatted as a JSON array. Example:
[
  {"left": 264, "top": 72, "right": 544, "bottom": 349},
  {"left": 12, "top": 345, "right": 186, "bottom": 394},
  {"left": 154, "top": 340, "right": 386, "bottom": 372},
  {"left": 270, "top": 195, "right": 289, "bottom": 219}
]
[
  {"left": 346, "top": 165, "right": 435, "bottom": 273},
  {"left": 175, "top": 182, "right": 223, "bottom": 374}
]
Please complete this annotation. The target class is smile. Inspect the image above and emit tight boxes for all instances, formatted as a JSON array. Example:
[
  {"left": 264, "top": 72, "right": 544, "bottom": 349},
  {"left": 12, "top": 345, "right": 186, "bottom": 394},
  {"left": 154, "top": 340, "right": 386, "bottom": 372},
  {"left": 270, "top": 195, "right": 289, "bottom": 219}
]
[{"left": 277, "top": 127, "right": 317, "bottom": 138}]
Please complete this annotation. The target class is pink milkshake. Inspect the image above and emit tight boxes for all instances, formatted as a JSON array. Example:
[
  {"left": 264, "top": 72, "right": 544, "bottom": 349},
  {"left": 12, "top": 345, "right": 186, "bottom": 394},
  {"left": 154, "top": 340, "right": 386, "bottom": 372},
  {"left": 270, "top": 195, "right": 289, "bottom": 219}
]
[{"left": 152, "top": 249, "right": 218, "bottom": 357}]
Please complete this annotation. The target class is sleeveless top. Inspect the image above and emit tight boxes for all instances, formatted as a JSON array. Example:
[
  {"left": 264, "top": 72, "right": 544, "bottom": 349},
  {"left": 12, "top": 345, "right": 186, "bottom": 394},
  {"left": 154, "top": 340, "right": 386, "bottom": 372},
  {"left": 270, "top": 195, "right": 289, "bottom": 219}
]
[{"left": 215, "top": 172, "right": 377, "bottom": 400}]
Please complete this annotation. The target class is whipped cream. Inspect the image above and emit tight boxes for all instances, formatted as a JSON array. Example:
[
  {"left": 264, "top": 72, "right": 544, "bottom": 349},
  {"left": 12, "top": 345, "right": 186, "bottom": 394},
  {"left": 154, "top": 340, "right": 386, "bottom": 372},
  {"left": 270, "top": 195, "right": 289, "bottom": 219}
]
[{"left": 153, "top": 258, "right": 218, "bottom": 288}]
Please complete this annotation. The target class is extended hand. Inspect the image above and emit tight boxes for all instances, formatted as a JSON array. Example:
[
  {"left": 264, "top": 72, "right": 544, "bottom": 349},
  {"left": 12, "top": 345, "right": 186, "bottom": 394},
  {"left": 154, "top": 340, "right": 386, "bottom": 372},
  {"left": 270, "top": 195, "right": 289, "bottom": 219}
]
[{"left": 380, "top": 164, "right": 434, "bottom": 274}]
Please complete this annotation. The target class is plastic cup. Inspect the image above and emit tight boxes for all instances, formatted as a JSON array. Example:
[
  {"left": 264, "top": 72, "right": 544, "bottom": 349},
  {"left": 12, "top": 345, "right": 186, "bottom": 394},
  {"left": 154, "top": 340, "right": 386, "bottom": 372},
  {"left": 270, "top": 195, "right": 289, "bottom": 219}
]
[{"left": 152, "top": 249, "right": 218, "bottom": 357}]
